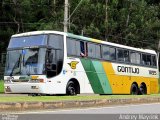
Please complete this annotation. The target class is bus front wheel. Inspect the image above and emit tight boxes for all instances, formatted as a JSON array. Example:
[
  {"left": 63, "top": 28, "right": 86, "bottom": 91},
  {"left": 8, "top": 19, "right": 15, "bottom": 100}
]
[
  {"left": 130, "top": 83, "right": 139, "bottom": 95},
  {"left": 66, "top": 81, "right": 76, "bottom": 96}
]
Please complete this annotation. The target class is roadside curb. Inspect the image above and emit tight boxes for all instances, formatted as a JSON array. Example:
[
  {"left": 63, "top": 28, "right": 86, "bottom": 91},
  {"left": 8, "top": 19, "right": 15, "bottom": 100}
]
[{"left": 0, "top": 97, "right": 160, "bottom": 112}]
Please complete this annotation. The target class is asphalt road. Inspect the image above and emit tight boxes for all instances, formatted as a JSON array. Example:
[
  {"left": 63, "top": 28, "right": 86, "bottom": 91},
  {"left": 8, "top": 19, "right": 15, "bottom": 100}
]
[
  {"left": 1, "top": 103, "right": 160, "bottom": 120},
  {"left": 23, "top": 103, "right": 160, "bottom": 114}
]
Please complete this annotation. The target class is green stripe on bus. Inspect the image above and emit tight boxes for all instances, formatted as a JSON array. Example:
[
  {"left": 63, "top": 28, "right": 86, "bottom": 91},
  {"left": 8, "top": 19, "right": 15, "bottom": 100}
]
[
  {"left": 91, "top": 61, "right": 112, "bottom": 94},
  {"left": 67, "top": 33, "right": 91, "bottom": 41},
  {"left": 80, "top": 59, "right": 104, "bottom": 94}
]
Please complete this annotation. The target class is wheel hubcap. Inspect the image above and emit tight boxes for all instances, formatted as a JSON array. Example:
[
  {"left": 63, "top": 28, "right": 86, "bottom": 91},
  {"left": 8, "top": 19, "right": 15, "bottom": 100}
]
[{"left": 68, "top": 86, "right": 75, "bottom": 95}]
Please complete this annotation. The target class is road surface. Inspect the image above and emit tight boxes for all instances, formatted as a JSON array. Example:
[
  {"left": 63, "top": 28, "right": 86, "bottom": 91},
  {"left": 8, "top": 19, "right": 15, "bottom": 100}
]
[
  {"left": 1, "top": 103, "right": 159, "bottom": 120},
  {"left": 22, "top": 103, "right": 160, "bottom": 114}
]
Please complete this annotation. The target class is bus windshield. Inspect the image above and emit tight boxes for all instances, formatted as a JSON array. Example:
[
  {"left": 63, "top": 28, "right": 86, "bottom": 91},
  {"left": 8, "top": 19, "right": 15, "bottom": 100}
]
[
  {"left": 5, "top": 48, "right": 46, "bottom": 76},
  {"left": 8, "top": 35, "right": 47, "bottom": 48}
]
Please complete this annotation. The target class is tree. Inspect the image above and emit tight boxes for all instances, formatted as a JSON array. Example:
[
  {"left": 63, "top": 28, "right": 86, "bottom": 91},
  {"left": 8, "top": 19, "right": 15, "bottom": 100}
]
[{"left": 0, "top": 0, "right": 160, "bottom": 52}]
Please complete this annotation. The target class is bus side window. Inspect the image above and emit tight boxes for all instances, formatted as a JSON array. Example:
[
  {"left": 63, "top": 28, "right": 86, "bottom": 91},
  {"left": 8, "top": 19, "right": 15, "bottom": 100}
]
[
  {"left": 80, "top": 41, "right": 88, "bottom": 57},
  {"left": 80, "top": 41, "right": 85, "bottom": 56},
  {"left": 142, "top": 54, "right": 147, "bottom": 65},
  {"left": 146, "top": 55, "right": 151, "bottom": 66},
  {"left": 85, "top": 42, "right": 88, "bottom": 56},
  {"left": 117, "top": 49, "right": 124, "bottom": 62},
  {"left": 102, "top": 45, "right": 110, "bottom": 60},
  {"left": 110, "top": 47, "right": 116, "bottom": 61},
  {"left": 95, "top": 44, "right": 101, "bottom": 59},
  {"left": 142, "top": 54, "right": 152, "bottom": 66},
  {"left": 131, "top": 52, "right": 141, "bottom": 65},
  {"left": 136, "top": 53, "right": 141, "bottom": 64},
  {"left": 152, "top": 55, "right": 157, "bottom": 67},
  {"left": 67, "top": 39, "right": 76, "bottom": 56},
  {"left": 88, "top": 43, "right": 95, "bottom": 58},
  {"left": 130, "top": 52, "right": 136, "bottom": 64},
  {"left": 124, "top": 50, "right": 129, "bottom": 62}
]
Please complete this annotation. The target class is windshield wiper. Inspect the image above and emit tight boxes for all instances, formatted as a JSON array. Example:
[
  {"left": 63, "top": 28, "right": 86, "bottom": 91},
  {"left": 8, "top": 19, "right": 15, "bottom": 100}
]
[{"left": 10, "top": 54, "right": 21, "bottom": 76}]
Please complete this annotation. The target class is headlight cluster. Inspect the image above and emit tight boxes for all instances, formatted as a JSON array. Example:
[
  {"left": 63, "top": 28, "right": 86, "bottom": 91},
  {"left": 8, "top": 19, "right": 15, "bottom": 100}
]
[
  {"left": 4, "top": 80, "right": 11, "bottom": 83},
  {"left": 5, "top": 86, "right": 12, "bottom": 92}
]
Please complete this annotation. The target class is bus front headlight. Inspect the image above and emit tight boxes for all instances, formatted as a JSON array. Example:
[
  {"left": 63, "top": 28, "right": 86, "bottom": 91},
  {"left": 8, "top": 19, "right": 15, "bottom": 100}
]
[
  {"left": 5, "top": 86, "right": 12, "bottom": 92},
  {"left": 4, "top": 80, "right": 11, "bottom": 83}
]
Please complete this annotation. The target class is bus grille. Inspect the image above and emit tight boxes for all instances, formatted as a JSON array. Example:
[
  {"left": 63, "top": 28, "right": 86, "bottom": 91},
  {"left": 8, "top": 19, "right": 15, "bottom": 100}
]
[{"left": 12, "top": 79, "right": 29, "bottom": 82}]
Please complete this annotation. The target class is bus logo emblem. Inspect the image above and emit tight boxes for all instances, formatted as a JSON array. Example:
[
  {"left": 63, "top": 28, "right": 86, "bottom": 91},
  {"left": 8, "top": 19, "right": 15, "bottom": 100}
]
[{"left": 68, "top": 61, "right": 79, "bottom": 69}]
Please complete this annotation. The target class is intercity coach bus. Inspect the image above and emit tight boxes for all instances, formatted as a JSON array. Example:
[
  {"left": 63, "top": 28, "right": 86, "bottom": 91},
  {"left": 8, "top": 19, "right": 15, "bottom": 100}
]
[{"left": 4, "top": 31, "right": 159, "bottom": 95}]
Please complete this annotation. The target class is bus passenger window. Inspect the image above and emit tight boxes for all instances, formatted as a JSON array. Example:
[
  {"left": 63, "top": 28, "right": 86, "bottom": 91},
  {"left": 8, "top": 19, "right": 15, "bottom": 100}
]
[
  {"left": 67, "top": 39, "right": 76, "bottom": 56},
  {"left": 131, "top": 52, "right": 141, "bottom": 64},
  {"left": 110, "top": 47, "right": 116, "bottom": 61},
  {"left": 142, "top": 54, "right": 151, "bottom": 66},
  {"left": 136, "top": 53, "right": 141, "bottom": 64},
  {"left": 95, "top": 45, "right": 101, "bottom": 59},
  {"left": 152, "top": 56, "right": 157, "bottom": 67},
  {"left": 88, "top": 43, "right": 95, "bottom": 58},
  {"left": 102, "top": 46, "right": 110, "bottom": 60},
  {"left": 142, "top": 54, "right": 147, "bottom": 65},
  {"left": 87, "top": 43, "right": 100, "bottom": 59},
  {"left": 117, "top": 49, "right": 124, "bottom": 62},
  {"left": 130, "top": 52, "right": 136, "bottom": 64},
  {"left": 80, "top": 41, "right": 86, "bottom": 57},
  {"left": 124, "top": 50, "right": 129, "bottom": 62},
  {"left": 117, "top": 49, "right": 129, "bottom": 62},
  {"left": 146, "top": 55, "right": 151, "bottom": 66},
  {"left": 102, "top": 46, "right": 116, "bottom": 61}
]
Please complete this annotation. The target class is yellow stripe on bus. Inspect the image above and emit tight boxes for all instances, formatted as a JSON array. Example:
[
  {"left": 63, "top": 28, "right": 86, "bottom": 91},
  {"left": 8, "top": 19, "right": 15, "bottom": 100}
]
[
  {"left": 102, "top": 62, "right": 159, "bottom": 94},
  {"left": 91, "top": 39, "right": 102, "bottom": 43}
]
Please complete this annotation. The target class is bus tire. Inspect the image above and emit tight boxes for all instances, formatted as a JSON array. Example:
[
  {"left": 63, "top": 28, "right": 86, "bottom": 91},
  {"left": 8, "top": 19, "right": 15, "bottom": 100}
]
[
  {"left": 66, "top": 81, "right": 76, "bottom": 96},
  {"left": 139, "top": 83, "right": 147, "bottom": 95},
  {"left": 130, "top": 83, "right": 139, "bottom": 95}
]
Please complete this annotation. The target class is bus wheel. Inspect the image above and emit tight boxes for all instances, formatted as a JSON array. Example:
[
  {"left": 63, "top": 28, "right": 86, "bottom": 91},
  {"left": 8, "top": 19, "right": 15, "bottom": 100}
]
[
  {"left": 66, "top": 81, "right": 76, "bottom": 96},
  {"left": 139, "top": 83, "right": 147, "bottom": 95},
  {"left": 130, "top": 83, "right": 139, "bottom": 95}
]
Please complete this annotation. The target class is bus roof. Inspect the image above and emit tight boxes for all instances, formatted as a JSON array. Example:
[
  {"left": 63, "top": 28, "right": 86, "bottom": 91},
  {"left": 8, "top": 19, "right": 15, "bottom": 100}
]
[
  {"left": 12, "top": 31, "right": 65, "bottom": 37},
  {"left": 11, "top": 30, "right": 156, "bottom": 55}
]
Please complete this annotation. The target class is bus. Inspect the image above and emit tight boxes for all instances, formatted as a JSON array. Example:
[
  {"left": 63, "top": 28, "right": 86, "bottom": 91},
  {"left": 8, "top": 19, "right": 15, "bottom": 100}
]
[{"left": 4, "top": 31, "right": 159, "bottom": 95}]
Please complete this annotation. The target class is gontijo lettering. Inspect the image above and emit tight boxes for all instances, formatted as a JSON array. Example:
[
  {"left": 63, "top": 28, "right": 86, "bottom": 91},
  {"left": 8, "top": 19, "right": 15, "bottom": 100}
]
[{"left": 117, "top": 66, "right": 139, "bottom": 74}]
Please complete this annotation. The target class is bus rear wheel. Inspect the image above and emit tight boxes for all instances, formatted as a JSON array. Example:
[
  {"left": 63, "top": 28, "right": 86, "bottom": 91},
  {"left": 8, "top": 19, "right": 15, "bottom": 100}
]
[
  {"left": 139, "top": 83, "right": 147, "bottom": 95},
  {"left": 66, "top": 81, "right": 76, "bottom": 96},
  {"left": 130, "top": 83, "right": 139, "bottom": 95}
]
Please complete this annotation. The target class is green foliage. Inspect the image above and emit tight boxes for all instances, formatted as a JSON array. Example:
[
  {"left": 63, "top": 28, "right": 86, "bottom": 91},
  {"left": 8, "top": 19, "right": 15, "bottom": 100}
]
[
  {"left": 0, "top": 0, "right": 160, "bottom": 52},
  {"left": 0, "top": 80, "right": 4, "bottom": 93},
  {"left": 0, "top": 94, "right": 159, "bottom": 102}
]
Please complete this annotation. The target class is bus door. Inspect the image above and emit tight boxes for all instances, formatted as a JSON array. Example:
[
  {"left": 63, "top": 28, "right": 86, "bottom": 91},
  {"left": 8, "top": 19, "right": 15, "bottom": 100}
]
[{"left": 46, "top": 48, "right": 63, "bottom": 78}]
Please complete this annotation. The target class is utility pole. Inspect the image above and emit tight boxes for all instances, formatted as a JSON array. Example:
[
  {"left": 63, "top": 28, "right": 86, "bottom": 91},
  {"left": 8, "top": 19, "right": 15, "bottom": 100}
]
[{"left": 64, "top": 0, "right": 69, "bottom": 32}]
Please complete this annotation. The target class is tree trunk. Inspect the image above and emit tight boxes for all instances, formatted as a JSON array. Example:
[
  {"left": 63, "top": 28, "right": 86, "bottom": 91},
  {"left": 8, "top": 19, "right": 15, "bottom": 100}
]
[
  {"left": 14, "top": 17, "right": 20, "bottom": 33},
  {"left": 105, "top": 0, "right": 108, "bottom": 41},
  {"left": 126, "top": 2, "right": 132, "bottom": 27}
]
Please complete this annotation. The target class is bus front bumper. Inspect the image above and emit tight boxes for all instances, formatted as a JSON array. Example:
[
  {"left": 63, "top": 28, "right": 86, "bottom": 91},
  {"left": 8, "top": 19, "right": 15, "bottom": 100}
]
[{"left": 4, "top": 83, "right": 46, "bottom": 94}]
